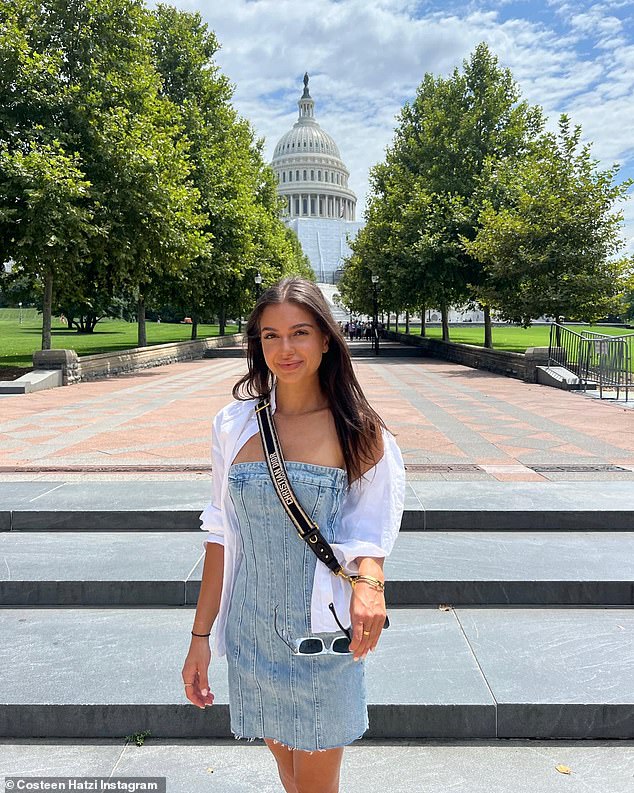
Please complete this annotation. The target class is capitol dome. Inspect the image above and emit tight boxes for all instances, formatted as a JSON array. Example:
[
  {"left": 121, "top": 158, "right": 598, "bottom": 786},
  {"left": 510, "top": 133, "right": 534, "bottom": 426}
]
[{"left": 271, "top": 74, "right": 357, "bottom": 221}]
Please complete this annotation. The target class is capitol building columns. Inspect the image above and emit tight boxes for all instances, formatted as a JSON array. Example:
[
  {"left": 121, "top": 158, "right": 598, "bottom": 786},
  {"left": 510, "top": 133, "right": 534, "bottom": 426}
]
[
  {"left": 280, "top": 188, "right": 356, "bottom": 220},
  {"left": 285, "top": 193, "right": 354, "bottom": 220}
]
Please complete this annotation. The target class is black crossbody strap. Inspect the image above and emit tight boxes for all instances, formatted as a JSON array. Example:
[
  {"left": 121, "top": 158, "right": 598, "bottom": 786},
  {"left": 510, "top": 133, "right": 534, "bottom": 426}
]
[
  {"left": 256, "top": 398, "right": 344, "bottom": 576},
  {"left": 255, "top": 396, "right": 390, "bottom": 631}
]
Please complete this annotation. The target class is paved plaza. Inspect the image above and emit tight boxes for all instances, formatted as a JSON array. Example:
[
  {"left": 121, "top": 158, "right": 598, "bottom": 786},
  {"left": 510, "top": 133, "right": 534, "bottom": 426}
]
[
  {"left": 0, "top": 353, "right": 632, "bottom": 481},
  {"left": 1, "top": 349, "right": 633, "bottom": 793}
]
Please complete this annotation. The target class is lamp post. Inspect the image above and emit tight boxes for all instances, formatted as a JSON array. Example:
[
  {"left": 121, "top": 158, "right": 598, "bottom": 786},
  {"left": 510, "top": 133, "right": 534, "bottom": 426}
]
[
  {"left": 18, "top": 301, "right": 23, "bottom": 325},
  {"left": 371, "top": 275, "right": 379, "bottom": 356},
  {"left": 254, "top": 272, "right": 262, "bottom": 301}
]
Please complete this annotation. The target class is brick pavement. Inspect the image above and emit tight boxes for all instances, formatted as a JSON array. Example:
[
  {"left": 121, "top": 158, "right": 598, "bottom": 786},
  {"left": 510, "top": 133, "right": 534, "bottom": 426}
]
[{"left": 0, "top": 355, "right": 632, "bottom": 482}]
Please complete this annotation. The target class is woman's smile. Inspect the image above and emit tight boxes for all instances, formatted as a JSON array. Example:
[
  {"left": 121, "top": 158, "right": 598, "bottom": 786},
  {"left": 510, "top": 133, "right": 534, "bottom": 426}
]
[{"left": 259, "top": 302, "right": 329, "bottom": 385}]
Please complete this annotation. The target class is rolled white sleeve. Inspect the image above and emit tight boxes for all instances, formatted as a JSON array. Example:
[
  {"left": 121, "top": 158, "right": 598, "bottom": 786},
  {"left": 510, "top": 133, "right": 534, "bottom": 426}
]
[
  {"left": 332, "top": 427, "right": 406, "bottom": 572},
  {"left": 199, "top": 411, "right": 226, "bottom": 548},
  {"left": 309, "top": 427, "right": 406, "bottom": 633}
]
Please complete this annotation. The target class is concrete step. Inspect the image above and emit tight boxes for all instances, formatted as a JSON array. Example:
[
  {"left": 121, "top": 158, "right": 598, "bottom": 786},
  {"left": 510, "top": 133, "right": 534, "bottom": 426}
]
[
  {"left": 203, "top": 341, "right": 421, "bottom": 358},
  {"left": 1, "top": 737, "right": 633, "bottom": 793},
  {"left": 3, "top": 481, "right": 634, "bottom": 531},
  {"left": 536, "top": 365, "right": 598, "bottom": 391},
  {"left": 0, "top": 531, "right": 632, "bottom": 606},
  {"left": 202, "top": 346, "right": 245, "bottom": 357},
  {"left": 348, "top": 343, "right": 423, "bottom": 357},
  {"left": 1, "top": 606, "right": 632, "bottom": 739},
  {"left": 0, "top": 369, "right": 62, "bottom": 394}
]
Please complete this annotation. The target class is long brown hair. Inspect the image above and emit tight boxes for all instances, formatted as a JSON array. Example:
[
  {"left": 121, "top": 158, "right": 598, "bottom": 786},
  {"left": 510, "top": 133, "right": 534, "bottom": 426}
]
[{"left": 232, "top": 277, "right": 388, "bottom": 487}]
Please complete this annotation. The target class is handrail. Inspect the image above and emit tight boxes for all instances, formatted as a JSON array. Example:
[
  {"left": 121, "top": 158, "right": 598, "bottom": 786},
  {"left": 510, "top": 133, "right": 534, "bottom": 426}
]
[{"left": 548, "top": 324, "right": 632, "bottom": 400}]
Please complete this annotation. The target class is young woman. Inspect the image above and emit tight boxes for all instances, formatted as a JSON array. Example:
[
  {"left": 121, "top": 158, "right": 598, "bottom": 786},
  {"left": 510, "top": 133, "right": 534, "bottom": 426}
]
[{"left": 182, "top": 277, "right": 406, "bottom": 793}]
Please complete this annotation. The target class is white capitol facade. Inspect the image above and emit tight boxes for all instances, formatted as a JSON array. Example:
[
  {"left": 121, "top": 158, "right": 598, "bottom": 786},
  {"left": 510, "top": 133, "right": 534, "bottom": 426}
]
[
  {"left": 270, "top": 74, "right": 363, "bottom": 282},
  {"left": 271, "top": 73, "right": 357, "bottom": 222}
]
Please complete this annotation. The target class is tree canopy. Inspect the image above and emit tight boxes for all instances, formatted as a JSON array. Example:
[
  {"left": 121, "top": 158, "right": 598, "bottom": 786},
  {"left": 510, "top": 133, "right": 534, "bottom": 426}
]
[
  {"left": 0, "top": 0, "right": 310, "bottom": 348},
  {"left": 339, "top": 42, "right": 632, "bottom": 340}
]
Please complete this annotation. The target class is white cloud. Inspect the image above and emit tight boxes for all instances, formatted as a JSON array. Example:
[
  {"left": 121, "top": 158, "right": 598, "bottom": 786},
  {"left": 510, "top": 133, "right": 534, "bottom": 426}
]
[{"left": 163, "top": 0, "right": 634, "bottom": 253}]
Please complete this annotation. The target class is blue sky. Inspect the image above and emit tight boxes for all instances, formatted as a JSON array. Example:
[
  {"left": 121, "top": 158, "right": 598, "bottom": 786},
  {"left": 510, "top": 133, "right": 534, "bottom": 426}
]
[{"left": 166, "top": 0, "right": 634, "bottom": 252}]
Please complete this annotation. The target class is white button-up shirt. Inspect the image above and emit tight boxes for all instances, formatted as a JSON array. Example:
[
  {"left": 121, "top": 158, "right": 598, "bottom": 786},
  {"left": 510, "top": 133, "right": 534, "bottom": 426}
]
[{"left": 199, "top": 381, "right": 406, "bottom": 658}]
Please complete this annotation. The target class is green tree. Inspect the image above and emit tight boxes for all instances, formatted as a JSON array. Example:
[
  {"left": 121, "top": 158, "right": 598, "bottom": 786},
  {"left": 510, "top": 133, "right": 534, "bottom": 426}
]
[
  {"left": 0, "top": 0, "right": 209, "bottom": 349},
  {"left": 463, "top": 115, "right": 633, "bottom": 327},
  {"left": 345, "top": 43, "right": 542, "bottom": 344},
  {"left": 149, "top": 4, "right": 310, "bottom": 338},
  {"left": 618, "top": 271, "right": 634, "bottom": 322},
  {"left": 0, "top": 140, "right": 95, "bottom": 348}
]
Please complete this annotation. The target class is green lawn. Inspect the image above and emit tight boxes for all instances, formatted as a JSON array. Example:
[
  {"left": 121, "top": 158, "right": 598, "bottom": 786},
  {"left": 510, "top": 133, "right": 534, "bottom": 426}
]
[
  {"left": 0, "top": 310, "right": 239, "bottom": 369},
  {"left": 1, "top": 308, "right": 630, "bottom": 370},
  {"left": 391, "top": 322, "right": 631, "bottom": 353}
]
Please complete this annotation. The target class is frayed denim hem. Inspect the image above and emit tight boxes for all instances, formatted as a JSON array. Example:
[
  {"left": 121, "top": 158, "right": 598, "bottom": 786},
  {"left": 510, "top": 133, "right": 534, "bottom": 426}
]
[{"left": 231, "top": 730, "right": 339, "bottom": 754}]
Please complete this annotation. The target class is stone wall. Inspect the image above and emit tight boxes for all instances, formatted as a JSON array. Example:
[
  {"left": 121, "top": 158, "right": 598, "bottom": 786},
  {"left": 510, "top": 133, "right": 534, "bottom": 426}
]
[
  {"left": 386, "top": 331, "right": 551, "bottom": 383},
  {"left": 33, "top": 334, "right": 244, "bottom": 385}
]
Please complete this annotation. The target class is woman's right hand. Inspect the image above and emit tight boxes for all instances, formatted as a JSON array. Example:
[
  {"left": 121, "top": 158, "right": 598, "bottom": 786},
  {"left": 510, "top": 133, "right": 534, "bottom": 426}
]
[{"left": 182, "top": 638, "right": 215, "bottom": 710}]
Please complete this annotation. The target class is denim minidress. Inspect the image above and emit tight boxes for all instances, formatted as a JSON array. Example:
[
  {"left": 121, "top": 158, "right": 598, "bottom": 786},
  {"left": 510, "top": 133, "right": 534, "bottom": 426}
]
[{"left": 225, "top": 461, "right": 368, "bottom": 752}]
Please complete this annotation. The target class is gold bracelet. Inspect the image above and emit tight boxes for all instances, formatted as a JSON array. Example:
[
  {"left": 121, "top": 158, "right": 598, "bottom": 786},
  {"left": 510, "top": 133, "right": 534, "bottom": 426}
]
[{"left": 353, "top": 575, "right": 385, "bottom": 591}]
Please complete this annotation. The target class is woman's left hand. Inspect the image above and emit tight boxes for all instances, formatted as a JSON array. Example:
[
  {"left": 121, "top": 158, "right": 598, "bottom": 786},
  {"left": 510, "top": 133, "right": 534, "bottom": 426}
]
[{"left": 348, "top": 581, "right": 386, "bottom": 661}]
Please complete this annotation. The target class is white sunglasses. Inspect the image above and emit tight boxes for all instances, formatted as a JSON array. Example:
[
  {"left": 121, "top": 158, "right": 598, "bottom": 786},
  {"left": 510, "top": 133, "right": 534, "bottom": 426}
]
[{"left": 273, "top": 604, "right": 352, "bottom": 656}]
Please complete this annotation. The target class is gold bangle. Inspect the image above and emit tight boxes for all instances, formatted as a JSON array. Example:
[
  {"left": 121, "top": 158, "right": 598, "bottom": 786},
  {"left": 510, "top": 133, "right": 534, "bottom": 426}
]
[
  {"left": 353, "top": 575, "right": 385, "bottom": 591},
  {"left": 358, "top": 574, "right": 384, "bottom": 586}
]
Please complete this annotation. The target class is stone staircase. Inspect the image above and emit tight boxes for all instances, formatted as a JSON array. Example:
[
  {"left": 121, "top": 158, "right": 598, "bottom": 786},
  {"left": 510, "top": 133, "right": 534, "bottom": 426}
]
[
  {"left": 1, "top": 480, "right": 633, "bottom": 742},
  {"left": 316, "top": 282, "right": 349, "bottom": 324},
  {"left": 205, "top": 340, "right": 422, "bottom": 359}
]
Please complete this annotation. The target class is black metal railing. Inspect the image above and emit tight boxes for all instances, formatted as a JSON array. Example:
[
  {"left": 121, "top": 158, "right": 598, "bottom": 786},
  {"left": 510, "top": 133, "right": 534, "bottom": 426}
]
[
  {"left": 548, "top": 325, "right": 585, "bottom": 382},
  {"left": 548, "top": 324, "right": 632, "bottom": 400}
]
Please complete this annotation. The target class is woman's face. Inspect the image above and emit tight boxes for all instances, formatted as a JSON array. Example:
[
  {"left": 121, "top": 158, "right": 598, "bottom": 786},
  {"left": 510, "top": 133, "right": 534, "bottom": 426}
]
[{"left": 259, "top": 301, "right": 329, "bottom": 385}]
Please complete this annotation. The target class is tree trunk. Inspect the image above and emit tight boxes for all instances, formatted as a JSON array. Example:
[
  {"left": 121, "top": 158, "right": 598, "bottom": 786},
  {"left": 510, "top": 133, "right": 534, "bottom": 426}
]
[
  {"left": 420, "top": 304, "right": 426, "bottom": 337},
  {"left": 137, "top": 295, "right": 146, "bottom": 348},
  {"left": 395, "top": 312, "right": 399, "bottom": 334},
  {"left": 441, "top": 301, "right": 450, "bottom": 342},
  {"left": 483, "top": 305, "right": 492, "bottom": 348},
  {"left": 405, "top": 310, "right": 410, "bottom": 334},
  {"left": 386, "top": 313, "right": 390, "bottom": 331},
  {"left": 191, "top": 314, "right": 198, "bottom": 341},
  {"left": 219, "top": 303, "right": 226, "bottom": 336},
  {"left": 238, "top": 317, "right": 242, "bottom": 332},
  {"left": 41, "top": 269, "right": 53, "bottom": 350}
]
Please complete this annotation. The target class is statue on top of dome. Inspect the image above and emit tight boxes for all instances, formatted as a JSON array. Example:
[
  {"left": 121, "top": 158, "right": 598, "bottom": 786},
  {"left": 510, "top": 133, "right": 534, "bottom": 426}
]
[{"left": 302, "top": 72, "right": 310, "bottom": 98}]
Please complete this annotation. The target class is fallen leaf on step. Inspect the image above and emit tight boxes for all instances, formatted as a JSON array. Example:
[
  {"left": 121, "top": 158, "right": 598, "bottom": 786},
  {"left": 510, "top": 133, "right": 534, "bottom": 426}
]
[
  {"left": 439, "top": 604, "right": 453, "bottom": 611},
  {"left": 555, "top": 765, "right": 571, "bottom": 774}
]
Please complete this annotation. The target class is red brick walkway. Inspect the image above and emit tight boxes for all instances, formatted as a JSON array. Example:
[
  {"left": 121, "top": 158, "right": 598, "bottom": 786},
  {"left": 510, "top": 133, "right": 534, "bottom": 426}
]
[{"left": 0, "top": 356, "right": 632, "bottom": 481}]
